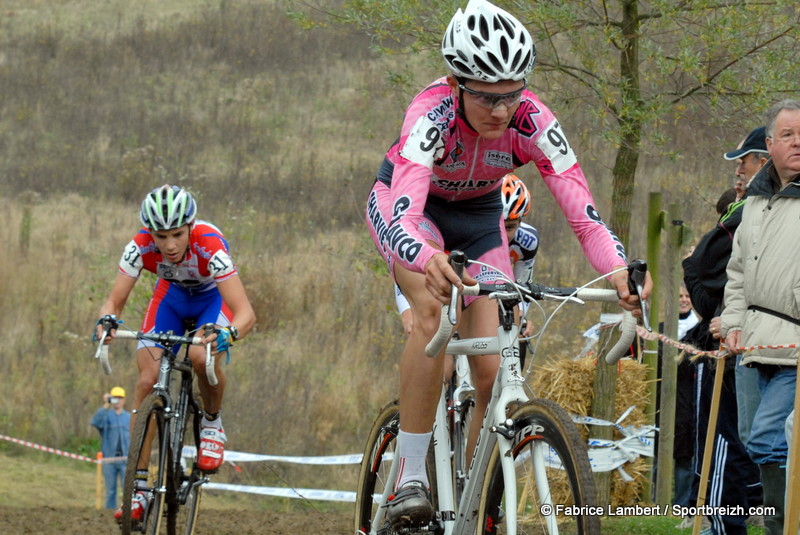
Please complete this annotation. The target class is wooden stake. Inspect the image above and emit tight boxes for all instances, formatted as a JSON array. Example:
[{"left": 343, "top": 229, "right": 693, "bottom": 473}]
[
  {"left": 95, "top": 452, "right": 103, "bottom": 510},
  {"left": 693, "top": 355, "right": 726, "bottom": 535},
  {"left": 784, "top": 350, "right": 800, "bottom": 535}
]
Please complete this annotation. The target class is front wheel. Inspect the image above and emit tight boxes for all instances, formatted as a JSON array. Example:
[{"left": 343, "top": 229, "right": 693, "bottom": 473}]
[
  {"left": 121, "top": 393, "right": 169, "bottom": 535},
  {"left": 477, "top": 398, "right": 600, "bottom": 535},
  {"left": 168, "top": 397, "right": 203, "bottom": 535}
]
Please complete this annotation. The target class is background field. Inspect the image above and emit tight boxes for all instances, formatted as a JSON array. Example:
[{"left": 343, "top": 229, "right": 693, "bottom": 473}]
[{"left": 0, "top": 0, "right": 764, "bottom": 525}]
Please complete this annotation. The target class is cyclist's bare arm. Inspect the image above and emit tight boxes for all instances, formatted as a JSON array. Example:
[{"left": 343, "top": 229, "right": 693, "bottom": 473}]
[
  {"left": 96, "top": 272, "right": 138, "bottom": 340},
  {"left": 212, "top": 274, "right": 256, "bottom": 347}
]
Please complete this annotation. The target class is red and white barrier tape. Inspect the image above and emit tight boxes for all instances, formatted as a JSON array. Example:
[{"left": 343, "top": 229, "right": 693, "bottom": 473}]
[
  {"left": 0, "top": 434, "right": 99, "bottom": 463},
  {"left": 635, "top": 325, "right": 800, "bottom": 359}
]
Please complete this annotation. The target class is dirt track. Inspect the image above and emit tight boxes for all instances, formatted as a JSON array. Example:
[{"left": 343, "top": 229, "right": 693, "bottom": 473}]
[{"left": 0, "top": 507, "right": 352, "bottom": 534}]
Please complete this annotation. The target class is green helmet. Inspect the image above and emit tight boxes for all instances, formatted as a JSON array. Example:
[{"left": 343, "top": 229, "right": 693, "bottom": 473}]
[{"left": 140, "top": 185, "right": 197, "bottom": 231}]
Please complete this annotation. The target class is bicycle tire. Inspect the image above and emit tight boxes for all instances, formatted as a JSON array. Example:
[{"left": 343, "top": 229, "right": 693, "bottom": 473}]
[
  {"left": 120, "top": 393, "right": 169, "bottom": 535},
  {"left": 476, "top": 398, "right": 600, "bottom": 535},
  {"left": 169, "top": 397, "right": 203, "bottom": 535},
  {"left": 354, "top": 401, "right": 440, "bottom": 535}
]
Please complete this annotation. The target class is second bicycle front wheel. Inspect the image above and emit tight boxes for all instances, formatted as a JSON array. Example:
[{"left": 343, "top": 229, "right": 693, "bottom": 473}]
[
  {"left": 169, "top": 397, "right": 203, "bottom": 535},
  {"left": 121, "top": 393, "right": 169, "bottom": 535},
  {"left": 477, "top": 398, "right": 600, "bottom": 535}
]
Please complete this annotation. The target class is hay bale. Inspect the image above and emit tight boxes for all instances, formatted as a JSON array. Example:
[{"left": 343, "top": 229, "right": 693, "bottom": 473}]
[{"left": 530, "top": 356, "right": 651, "bottom": 505}]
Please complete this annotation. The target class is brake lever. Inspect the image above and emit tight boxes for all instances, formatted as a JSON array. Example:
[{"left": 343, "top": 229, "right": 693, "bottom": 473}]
[
  {"left": 202, "top": 323, "right": 218, "bottom": 386},
  {"left": 627, "top": 259, "right": 652, "bottom": 332},
  {"left": 448, "top": 250, "right": 468, "bottom": 326}
]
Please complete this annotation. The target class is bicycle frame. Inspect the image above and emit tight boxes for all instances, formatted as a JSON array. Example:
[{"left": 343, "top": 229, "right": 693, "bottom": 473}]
[
  {"left": 360, "top": 276, "right": 638, "bottom": 535},
  {"left": 93, "top": 323, "right": 215, "bottom": 535}
]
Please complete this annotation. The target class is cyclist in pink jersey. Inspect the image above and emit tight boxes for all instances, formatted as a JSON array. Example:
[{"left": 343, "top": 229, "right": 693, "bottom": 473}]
[
  {"left": 95, "top": 185, "right": 255, "bottom": 522},
  {"left": 365, "top": 0, "right": 651, "bottom": 528}
]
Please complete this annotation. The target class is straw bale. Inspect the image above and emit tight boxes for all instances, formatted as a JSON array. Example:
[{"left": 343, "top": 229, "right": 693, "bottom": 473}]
[{"left": 530, "top": 356, "right": 651, "bottom": 505}]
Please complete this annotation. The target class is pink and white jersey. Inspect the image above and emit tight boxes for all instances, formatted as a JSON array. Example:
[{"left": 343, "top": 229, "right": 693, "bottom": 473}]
[
  {"left": 375, "top": 77, "right": 626, "bottom": 275},
  {"left": 118, "top": 220, "right": 237, "bottom": 292}
]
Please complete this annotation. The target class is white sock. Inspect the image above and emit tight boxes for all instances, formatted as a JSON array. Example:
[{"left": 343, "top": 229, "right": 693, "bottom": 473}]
[
  {"left": 201, "top": 413, "right": 223, "bottom": 429},
  {"left": 395, "top": 430, "right": 431, "bottom": 490}
]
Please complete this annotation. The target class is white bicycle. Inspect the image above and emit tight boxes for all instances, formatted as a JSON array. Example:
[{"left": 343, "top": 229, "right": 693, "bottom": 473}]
[{"left": 354, "top": 251, "right": 646, "bottom": 535}]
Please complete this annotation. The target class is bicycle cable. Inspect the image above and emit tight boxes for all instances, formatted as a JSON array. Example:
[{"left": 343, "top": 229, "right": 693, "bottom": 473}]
[{"left": 523, "top": 265, "right": 629, "bottom": 378}]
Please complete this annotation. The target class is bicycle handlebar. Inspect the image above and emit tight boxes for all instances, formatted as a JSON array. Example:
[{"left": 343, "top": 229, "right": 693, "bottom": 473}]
[
  {"left": 423, "top": 251, "right": 644, "bottom": 365},
  {"left": 93, "top": 324, "right": 218, "bottom": 385}
]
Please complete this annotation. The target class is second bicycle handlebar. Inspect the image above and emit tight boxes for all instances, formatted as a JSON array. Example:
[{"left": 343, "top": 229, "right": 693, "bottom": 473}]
[{"left": 93, "top": 325, "right": 218, "bottom": 385}]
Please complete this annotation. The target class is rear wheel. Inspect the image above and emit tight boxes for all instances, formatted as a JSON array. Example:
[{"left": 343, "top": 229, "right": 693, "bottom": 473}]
[
  {"left": 353, "top": 401, "right": 440, "bottom": 534},
  {"left": 476, "top": 398, "right": 600, "bottom": 535},
  {"left": 354, "top": 401, "right": 400, "bottom": 534},
  {"left": 121, "top": 393, "right": 169, "bottom": 535}
]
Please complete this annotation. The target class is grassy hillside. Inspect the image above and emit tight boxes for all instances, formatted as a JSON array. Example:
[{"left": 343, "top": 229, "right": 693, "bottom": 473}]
[{"left": 0, "top": 0, "right": 751, "bottom": 499}]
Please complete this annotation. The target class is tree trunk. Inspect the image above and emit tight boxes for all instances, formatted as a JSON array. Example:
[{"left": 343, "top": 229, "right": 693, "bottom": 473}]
[{"left": 591, "top": 0, "right": 642, "bottom": 507}]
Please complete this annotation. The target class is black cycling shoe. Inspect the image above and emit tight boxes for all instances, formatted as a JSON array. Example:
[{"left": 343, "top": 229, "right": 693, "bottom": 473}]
[{"left": 386, "top": 480, "right": 434, "bottom": 528}]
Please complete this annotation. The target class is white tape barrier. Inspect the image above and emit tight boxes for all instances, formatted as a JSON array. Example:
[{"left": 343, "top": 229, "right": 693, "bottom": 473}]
[
  {"left": 180, "top": 446, "right": 363, "bottom": 465},
  {"left": 3, "top": 409, "right": 653, "bottom": 503},
  {"left": 573, "top": 405, "right": 657, "bottom": 481},
  {"left": 204, "top": 482, "right": 357, "bottom": 503}
]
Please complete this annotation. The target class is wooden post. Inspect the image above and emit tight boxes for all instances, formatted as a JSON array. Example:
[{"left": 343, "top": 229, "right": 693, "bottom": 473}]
[
  {"left": 654, "top": 203, "right": 684, "bottom": 507},
  {"left": 96, "top": 452, "right": 103, "bottom": 509},
  {"left": 784, "top": 352, "right": 800, "bottom": 535},
  {"left": 641, "top": 192, "right": 663, "bottom": 500},
  {"left": 692, "top": 356, "right": 726, "bottom": 535}
]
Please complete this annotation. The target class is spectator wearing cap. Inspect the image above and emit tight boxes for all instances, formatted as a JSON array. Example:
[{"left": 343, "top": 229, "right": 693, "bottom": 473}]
[
  {"left": 679, "top": 125, "right": 768, "bottom": 533},
  {"left": 723, "top": 126, "right": 770, "bottom": 201},
  {"left": 722, "top": 127, "right": 770, "bottom": 486},
  {"left": 91, "top": 386, "right": 131, "bottom": 510},
  {"left": 722, "top": 99, "right": 800, "bottom": 535}
]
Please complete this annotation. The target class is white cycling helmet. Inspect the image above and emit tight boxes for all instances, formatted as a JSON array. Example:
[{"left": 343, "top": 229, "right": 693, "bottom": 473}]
[
  {"left": 442, "top": 0, "right": 536, "bottom": 83},
  {"left": 140, "top": 184, "right": 197, "bottom": 231}
]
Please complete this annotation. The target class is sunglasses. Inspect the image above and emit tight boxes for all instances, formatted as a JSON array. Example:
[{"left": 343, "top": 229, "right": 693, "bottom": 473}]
[{"left": 458, "top": 82, "right": 526, "bottom": 110}]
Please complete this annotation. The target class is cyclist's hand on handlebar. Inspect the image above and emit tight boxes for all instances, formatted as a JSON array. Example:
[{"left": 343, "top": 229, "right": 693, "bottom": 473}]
[
  {"left": 200, "top": 327, "right": 231, "bottom": 353},
  {"left": 609, "top": 266, "right": 652, "bottom": 316},
  {"left": 94, "top": 315, "right": 119, "bottom": 344},
  {"left": 424, "top": 252, "right": 476, "bottom": 304}
]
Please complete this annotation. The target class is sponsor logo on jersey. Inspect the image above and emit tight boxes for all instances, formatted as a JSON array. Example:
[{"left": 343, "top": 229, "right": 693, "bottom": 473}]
[
  {"left": 367, "top": 192, "right": 423, "bottom": 264},
  {"left": 432, "top": 177, "right": 497, "bottom": 192},
  {"left": 475, "top": 264, "right": 502, "bottom": 284},
  {"left": 439, "top": 140, "right": 467, "bottom": 172},
  {"left": 511, "top": 99, "right": 543, "bottom": 138},
  {"left": 426, "top": 95, "right": 455, "bottom": 124},
  {"left": 585, "top": 204, "right": 627, "bottom": 263},
  {"left": 515, "top": 227, "right": 538, "bottom": 250},
  {"left": 484, "top": 150, "right": 513, "bottom": 169}
]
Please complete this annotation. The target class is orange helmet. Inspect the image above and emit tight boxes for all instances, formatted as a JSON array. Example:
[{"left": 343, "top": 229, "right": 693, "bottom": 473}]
[{"left": 500, "top": 174, "right": 530, "bottom": 220}]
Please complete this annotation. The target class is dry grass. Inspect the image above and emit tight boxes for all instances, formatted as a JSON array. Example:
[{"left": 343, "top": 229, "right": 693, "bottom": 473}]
[{"left": 0, "top": 0, "right": 749, "bottom": 498}]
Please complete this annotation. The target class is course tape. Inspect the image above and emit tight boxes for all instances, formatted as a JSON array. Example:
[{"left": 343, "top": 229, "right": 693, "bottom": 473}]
[
  {"left": 635, "top": 325, "right": 800, "bottom": 360},
  {"left": 2, "top": 411, "right": 657, "bottom": 501},
  {"left": 574, "top": 405, "right": 657, "bottom": 480},
  {"left": 0, "top": 434, "right": 98, "bottom": 463},
  {"left": 204, "top": 482, "right": 356, "bottom": 502}
]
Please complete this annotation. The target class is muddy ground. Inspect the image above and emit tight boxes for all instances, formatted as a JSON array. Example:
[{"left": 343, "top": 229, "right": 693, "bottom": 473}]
[{"left": 0, "top": 507, "right": 353, "bottom": 534}]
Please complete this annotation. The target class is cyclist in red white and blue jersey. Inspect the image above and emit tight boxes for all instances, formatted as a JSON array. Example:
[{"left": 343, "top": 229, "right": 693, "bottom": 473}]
[
  {"left": 96, "top": 185, "right": 255, "bottom": 522},
  {"left": 365, "top": 0, "right": 651, "bottom": 528}
]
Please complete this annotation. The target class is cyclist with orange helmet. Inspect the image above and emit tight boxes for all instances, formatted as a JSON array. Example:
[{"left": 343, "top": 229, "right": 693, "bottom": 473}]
[
  {"left": 396, "top": 173, "right": 539, "bottom": 333},
  {"left": 95, "top": 184, "right": 256, "bottom": 523}
]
